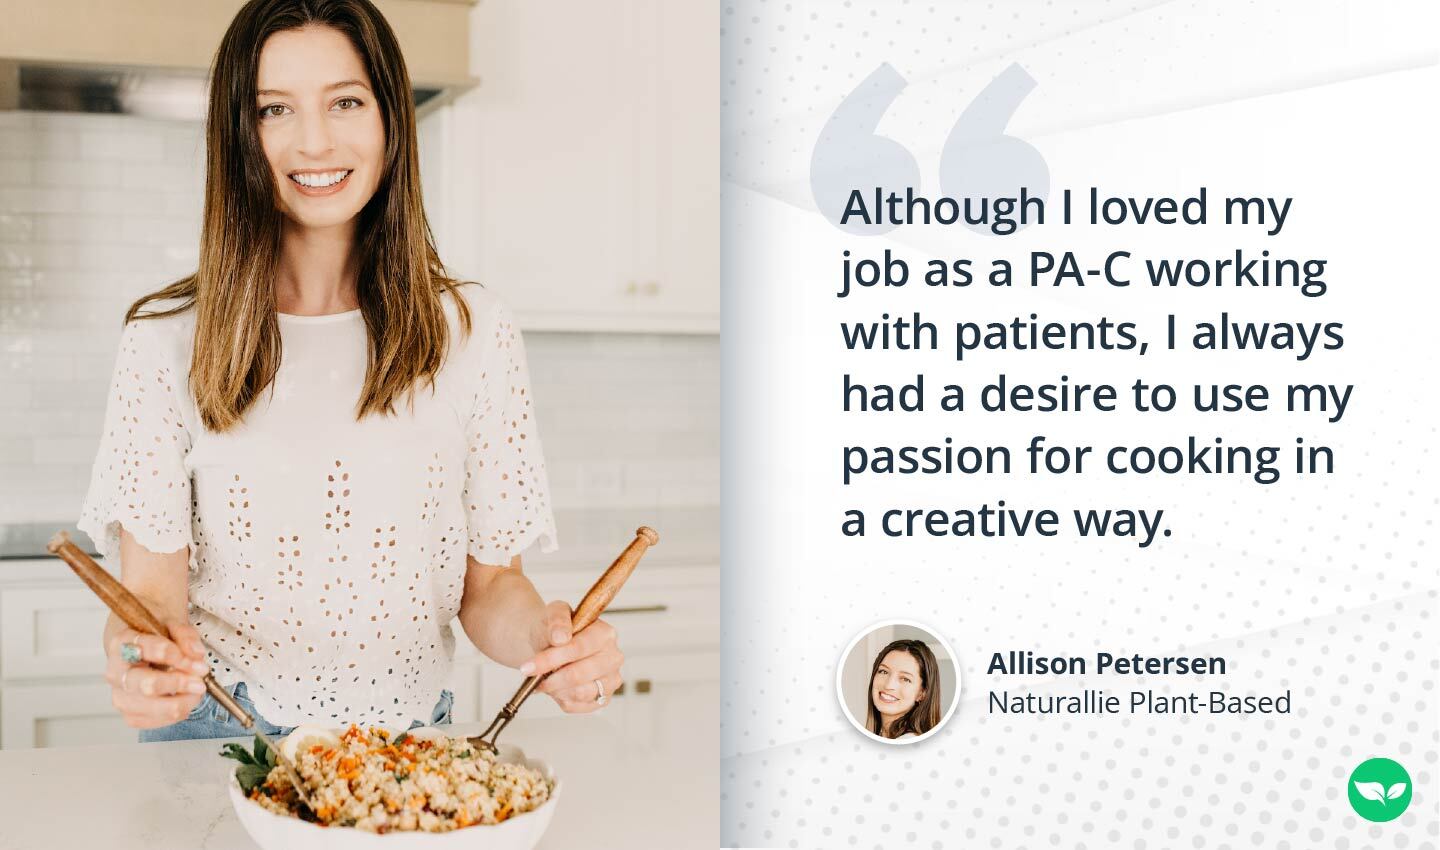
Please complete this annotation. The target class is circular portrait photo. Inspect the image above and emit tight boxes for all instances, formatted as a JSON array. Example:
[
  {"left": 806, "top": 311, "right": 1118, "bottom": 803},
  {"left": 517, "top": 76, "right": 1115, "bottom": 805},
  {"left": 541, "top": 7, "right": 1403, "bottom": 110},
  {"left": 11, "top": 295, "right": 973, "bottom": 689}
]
[{"left": 837, "top": 621, "right": 960, "bottom": 744}]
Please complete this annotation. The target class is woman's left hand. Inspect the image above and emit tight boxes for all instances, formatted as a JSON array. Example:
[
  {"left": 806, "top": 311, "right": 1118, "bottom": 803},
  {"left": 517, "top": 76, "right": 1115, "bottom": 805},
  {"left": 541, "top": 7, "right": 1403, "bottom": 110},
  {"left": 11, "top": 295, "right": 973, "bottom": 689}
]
[{"left": 521, "top": 600, "right": 623, "bottom": 713}]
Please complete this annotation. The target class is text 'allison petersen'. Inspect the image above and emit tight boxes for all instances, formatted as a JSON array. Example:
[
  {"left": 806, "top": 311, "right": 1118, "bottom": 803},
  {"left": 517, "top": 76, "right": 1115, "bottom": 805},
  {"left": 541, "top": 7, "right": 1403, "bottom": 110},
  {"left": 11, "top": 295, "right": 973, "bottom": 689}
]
[{"left": 988, "top": 651, "right": 1226, "bottom": 676}]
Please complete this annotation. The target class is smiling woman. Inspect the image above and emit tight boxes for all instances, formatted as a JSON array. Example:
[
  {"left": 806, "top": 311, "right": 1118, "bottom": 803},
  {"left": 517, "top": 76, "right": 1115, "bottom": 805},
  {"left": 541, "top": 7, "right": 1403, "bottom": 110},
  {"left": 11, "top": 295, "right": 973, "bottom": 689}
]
[
  {"left": 254, "top": 29, "right": 384, "bottom": 228},
  {"left": 838, "top": 622, "right": 959, "bottom": 744},
  {"left": 865, "top": 640, "right": 941, "bottom": 739},
  {"left": 78, "top": 0, "right": 624, "bottom": 742}
]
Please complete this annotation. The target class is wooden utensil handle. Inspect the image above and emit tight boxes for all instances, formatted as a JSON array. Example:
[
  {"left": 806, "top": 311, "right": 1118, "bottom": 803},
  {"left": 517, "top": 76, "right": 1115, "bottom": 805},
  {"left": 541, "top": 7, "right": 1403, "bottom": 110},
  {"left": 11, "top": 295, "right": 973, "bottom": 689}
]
[
  {"left": 496, "top": 525, "right": 659, "bottom": 719},
  {"left": 569, "top": 526, "right": 659, "bottom": 632},
  {"left": 47, "top": 532, "right": 258, "bottom": 726},
  {"left": 46, "top": 531, "right": 170, "bottom": 638}
]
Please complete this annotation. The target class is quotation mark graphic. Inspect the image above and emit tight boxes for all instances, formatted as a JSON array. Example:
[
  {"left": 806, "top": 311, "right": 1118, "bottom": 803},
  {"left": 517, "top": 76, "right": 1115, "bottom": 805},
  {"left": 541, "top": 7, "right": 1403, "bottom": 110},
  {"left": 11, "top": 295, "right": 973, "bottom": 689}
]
[
  {"left": 809, "top": 62, "right": 1049, "bottom": 236},
  {"left": 1347, "top": 757, "right": 1413, "bottom": 822}
]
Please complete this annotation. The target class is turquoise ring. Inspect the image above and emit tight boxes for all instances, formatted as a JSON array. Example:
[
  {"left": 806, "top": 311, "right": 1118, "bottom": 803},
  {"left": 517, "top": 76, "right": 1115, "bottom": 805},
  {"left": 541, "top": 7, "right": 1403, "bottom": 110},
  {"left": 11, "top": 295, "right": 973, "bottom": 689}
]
[{"left": 119, "top": 642, "right": 143, "bottom": 665}]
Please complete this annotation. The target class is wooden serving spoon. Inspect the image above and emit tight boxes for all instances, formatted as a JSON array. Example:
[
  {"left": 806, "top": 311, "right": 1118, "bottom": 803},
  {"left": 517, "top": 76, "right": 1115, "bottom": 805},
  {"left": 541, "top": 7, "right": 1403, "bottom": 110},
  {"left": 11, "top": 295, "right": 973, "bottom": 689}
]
[
  {"left": 469, "top": 525, "right": 659, "bottom": 756},
  {"left": 45, "top": 531, "right": 317, "bottom": 813}
]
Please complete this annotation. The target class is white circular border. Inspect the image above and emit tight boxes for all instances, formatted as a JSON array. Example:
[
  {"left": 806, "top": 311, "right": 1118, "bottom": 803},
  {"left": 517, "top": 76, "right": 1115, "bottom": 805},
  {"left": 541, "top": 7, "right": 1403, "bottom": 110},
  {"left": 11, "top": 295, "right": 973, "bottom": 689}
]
[{"left": 836, "top": 618, "right": 962, "bottom": 746}]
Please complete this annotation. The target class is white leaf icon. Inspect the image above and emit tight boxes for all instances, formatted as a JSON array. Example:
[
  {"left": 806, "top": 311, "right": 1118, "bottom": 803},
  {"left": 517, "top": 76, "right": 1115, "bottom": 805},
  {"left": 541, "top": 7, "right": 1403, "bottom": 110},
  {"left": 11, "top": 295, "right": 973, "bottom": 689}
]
[
  {"left": 1355, "top": 781, "right": 1387, "bottom": 804},
  {"left": 1386, "top": 783, "right": 1407, "bottom": 800}
]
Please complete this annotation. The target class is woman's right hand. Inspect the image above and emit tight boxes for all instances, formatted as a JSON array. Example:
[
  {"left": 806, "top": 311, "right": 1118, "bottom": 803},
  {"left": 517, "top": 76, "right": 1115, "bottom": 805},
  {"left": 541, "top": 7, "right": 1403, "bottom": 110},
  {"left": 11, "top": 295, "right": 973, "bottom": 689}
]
[{"left": 104, "top": 620, "right": 211, "bottom": 729}]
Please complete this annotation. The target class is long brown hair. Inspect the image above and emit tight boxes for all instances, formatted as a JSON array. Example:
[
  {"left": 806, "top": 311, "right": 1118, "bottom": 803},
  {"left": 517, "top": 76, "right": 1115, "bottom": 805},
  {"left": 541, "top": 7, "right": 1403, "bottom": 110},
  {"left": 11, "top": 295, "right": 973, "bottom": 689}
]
[
  {"left": 124, "top": 0, "right": 470, "bottom": 432},
  {"left": 865, "top": 639, "right": 942, "bottom": 739}
]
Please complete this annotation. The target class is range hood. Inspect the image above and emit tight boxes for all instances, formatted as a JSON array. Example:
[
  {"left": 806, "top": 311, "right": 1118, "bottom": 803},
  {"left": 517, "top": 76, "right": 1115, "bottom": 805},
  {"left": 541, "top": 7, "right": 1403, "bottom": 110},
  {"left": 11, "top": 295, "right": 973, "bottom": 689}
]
[
  {"left": 0, "top": 0, "right": 477, "bottom": 121},
  {"left": 5, "top": 63, "right": 447, "bottom": 122}
]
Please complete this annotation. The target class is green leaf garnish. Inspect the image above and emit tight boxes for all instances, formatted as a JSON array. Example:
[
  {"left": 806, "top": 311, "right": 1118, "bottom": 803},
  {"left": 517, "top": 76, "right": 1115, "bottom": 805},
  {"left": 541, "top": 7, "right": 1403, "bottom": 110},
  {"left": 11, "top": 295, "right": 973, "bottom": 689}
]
[
  {"left": 220, "top": 742, "right": 257, "bottom": 765},
  {"left": 235, "top": 763, "right": 271, "bottom": 795},
  {"left": 253, "top": 734, "right": 269, "bottom": 766},
  {"left": 393, "top": 732, "right": 409, "bottom": 746}
]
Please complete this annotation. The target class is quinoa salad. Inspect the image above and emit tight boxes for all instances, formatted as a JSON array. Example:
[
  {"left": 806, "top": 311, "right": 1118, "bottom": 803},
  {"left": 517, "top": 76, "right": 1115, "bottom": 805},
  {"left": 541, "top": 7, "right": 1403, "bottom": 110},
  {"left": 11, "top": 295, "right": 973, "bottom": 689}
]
[{"left": 224, "top": 725, "right": 553, "bottom": 833}]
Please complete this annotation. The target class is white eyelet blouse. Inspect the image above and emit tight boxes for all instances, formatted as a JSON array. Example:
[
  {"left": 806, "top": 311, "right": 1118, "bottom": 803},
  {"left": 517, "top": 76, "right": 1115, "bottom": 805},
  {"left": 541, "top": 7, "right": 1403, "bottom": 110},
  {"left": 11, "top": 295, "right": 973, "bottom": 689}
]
[{"left": 77, "top": 282, "right": 560, "bottom": 728}]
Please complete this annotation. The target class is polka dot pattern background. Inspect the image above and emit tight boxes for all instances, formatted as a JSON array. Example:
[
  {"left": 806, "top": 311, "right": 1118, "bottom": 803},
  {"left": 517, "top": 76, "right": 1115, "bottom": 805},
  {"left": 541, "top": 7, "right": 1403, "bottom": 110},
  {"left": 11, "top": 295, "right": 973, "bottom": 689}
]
[{"left": 720, "top": 1, "right": 1438, "bottom": 845}]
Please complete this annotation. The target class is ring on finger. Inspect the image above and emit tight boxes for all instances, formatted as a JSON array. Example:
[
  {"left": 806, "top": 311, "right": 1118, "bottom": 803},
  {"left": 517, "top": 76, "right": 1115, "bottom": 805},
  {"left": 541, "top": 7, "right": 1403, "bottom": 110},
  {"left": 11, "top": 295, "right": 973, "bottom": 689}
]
[
  {"left": 121, "top": 668, "right": 131, "bottom": 692},
  {"left": 119, "top": 642, "right": 143, "bottom": 665}
]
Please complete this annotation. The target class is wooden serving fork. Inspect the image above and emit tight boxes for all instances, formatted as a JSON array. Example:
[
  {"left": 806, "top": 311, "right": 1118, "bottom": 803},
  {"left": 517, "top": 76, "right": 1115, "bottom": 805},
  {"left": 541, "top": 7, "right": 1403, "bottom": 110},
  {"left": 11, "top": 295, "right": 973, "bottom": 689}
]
[
  {"left": 46, "top": 531, "right": 317, "bottom": 812},
  {"left": 469, "top": 525, "right": 659, "bottom": 756}
]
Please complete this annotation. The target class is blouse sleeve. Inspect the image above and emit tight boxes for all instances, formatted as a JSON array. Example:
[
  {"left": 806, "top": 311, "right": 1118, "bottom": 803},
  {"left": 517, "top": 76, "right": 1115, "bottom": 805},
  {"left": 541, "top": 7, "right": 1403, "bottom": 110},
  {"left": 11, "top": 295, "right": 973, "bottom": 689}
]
[
  {"left": 461, "top": 298, "right": 561, "bottom": 564},
  {"left": 76, "top": 319, "right": 194, "bottom": 565}
]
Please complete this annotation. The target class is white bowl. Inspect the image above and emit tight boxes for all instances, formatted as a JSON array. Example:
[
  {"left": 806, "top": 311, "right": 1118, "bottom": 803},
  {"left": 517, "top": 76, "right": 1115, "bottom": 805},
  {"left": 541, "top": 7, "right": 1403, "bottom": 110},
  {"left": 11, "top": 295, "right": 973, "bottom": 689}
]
[{"left": 226, "top": 732, "right": 560, "bottom": 850}]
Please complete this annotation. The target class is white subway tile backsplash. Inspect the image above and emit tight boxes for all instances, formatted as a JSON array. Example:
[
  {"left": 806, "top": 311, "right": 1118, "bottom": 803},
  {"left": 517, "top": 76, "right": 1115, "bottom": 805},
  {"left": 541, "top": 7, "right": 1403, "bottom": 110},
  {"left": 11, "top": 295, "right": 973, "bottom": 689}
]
[
  {"left": 30, "top": 130, "right": 83, "bottom": 162},
  {"left": 34, "top": 214, "right": 122, "bottom": 244},
  {"left": 0, "top": 243, "right": 34, "bottom": 269},
  {"left": 79, "top": 130, "right": 166, "bottom": 162},
  {"left": 31, "top": 436, "right": 97, "bottom": 465},
  {"left": 0, "top": 214, "right": 34, "bottom": 241},
  {"left": 120, "top": 161, "right": 203, "bottom": 192},
  {"left": 162, "top": 133, "right": 204, "bottom": 166},
  {"left": 0, "top": 409, "right": 101, "bottom": 438},
  {"left": 0, "top": 160, "right": 32, "bottom": 186},
  {"left": 75, "top": 187, "right": 172, "bottom": 216},
  {"left": 0, "top": 111, "right": 719, "bottom": 528},
  {"left": 0, "top": 112, "right": 33, "bottom": 130},
  {"left": 31, "top": 378, "right": 109, "bottom": 408},
  {"left": 0, "top": 187, "right": 82, "bottom": 214},
  {"left": 34, "top": 160, "right": 121, "bottom": 189},
  {"left": 118, "top": 215, "right": 200, "bottom": 246},
  {"left": 161, "top": 192, "right": 203, "bottom": 218},
  {"left": 25, "top": 326, "right": 126, "bottom": 355},
  {"left": 0, "top": 129, "right": 38, "bottom": 159},
  {"left": 0, "top": 383, "right": 33, "bottom": 408}
]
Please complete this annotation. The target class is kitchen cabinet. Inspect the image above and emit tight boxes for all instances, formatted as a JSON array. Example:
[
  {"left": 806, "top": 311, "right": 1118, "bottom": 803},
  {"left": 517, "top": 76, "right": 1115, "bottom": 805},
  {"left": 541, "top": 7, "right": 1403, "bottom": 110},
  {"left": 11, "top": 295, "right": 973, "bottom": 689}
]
[
  {"left": 0, "top": 560, "right": 128, "bottom": 748},
  {"left": 438, "top": 0, "right": 719, "bottom": 333},
  {"left": 1, "top": 680, "right": 128, "bottom": 749}
]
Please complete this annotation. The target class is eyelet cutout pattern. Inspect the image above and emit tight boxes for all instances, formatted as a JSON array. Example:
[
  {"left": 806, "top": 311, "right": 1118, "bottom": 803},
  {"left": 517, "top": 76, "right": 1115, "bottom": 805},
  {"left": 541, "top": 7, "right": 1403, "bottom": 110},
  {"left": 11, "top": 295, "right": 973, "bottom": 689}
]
[
  {"left": 461, "top": 301, "right": 558, "bottom": 565},
  {"left": 79, "top": 285, "right": 559, "bottom": 728},
  {"left": 78, "top": 319, "right": 194, "bottom": 563}
]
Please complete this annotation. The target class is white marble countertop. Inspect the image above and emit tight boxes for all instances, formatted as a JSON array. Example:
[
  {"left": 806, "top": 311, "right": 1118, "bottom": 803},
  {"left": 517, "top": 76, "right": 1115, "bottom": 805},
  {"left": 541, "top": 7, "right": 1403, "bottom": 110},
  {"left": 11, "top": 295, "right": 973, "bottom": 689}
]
[{"left": 0, "top": 711, "right": 717, "bottom": 849}]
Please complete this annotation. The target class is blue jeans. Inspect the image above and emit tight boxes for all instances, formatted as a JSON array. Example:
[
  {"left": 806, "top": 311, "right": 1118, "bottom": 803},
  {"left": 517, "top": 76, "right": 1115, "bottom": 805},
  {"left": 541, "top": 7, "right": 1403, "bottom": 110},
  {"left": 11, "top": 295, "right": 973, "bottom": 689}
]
[{"left": 137, "top": 681, "right": 454, "bottom": 743}]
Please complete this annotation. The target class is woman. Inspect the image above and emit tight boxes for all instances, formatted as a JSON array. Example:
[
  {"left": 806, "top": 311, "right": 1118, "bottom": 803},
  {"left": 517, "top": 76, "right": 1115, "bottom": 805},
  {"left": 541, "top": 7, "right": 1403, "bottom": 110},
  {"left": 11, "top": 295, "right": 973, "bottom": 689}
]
[
  {"left": 865, "top": 639, "right": 941, "bottom": 740},
  {"left": 78, "top": 0, "right": 622, "bottom": 741}
]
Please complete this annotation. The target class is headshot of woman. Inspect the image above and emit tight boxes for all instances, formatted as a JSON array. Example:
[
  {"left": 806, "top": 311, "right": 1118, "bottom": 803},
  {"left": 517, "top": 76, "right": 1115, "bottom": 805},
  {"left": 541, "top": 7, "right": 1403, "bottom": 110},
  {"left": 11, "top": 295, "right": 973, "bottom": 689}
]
[
  {"left": 864, "top": 639, "right": 942, "bottom": 740},
  {"left": 77, "top": 0, "right": 623, "bottom": 740}
]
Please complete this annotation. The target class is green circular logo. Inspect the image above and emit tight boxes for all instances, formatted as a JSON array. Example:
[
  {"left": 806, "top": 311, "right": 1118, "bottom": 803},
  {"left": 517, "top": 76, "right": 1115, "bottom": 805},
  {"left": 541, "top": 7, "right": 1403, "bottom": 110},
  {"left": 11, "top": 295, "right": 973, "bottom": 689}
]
[{"left": 1347, "top": 757, "right": 1412, "bottom": 822}]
